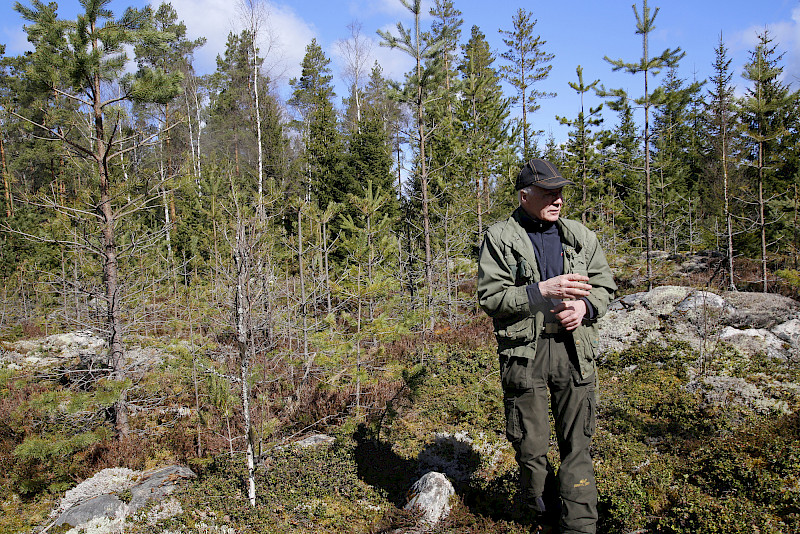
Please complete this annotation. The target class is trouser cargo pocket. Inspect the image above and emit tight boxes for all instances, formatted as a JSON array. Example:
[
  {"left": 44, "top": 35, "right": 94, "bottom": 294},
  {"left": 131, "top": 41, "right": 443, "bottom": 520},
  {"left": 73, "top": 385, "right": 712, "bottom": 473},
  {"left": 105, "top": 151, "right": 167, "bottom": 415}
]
[
  {"left": 504, "top": 397, "right": 523, "bottom": 442},
  {"left": 500, "top": 355, "right": 531, "bottom": 390}
]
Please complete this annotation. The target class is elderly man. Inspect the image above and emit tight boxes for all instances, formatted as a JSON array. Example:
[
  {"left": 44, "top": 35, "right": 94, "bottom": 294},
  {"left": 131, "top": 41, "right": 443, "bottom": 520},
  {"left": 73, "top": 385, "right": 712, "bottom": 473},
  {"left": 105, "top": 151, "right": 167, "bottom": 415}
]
[{"left": 477, "top": 159, "right": 616, "bottom": 533}]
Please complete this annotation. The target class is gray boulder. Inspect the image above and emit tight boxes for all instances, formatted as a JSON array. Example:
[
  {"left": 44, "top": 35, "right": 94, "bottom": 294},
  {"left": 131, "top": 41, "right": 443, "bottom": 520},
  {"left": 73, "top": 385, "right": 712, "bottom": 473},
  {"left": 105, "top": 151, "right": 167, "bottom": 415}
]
[
  {"left": 773, "top": 319, "right": 800, "bottom": 352},
  {"left": 127, "top": 465, "right": 196, "bottom": 514},
  {"left": 405, "top": 471, "right": 454, "bottom": 525},
  {"left": 4, "top": 330, "right": 107, "bottom": 369},
  {"left": 675, "top": 290, "right": 730, "bottom": 315},
  {"left": 600, "top": 286, "right": 693, "bottom": 353},
  {"left": 54, "top": 494, "right": 128, "bottom": 530},
  {"left": 615, "top": 285, "right": 693, "bottom": 316}
]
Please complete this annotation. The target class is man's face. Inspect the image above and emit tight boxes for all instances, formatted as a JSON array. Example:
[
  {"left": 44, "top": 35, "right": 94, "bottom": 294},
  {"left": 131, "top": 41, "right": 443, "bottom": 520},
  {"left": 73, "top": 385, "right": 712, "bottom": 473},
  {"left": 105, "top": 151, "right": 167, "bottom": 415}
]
[{"left": 520, "top": 186, "right": 564, "bottom": 222}]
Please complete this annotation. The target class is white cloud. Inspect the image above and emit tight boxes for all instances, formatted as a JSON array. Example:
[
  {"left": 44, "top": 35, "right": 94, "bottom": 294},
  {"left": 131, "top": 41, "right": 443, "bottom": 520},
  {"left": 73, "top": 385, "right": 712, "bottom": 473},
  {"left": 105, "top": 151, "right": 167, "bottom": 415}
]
[
  {"left": 162, "top": 0, "right": 316, "bottom": 84},
  {"left": 371, "top": 36, "right": 414, "bottom": 82},
  {"left": 776, "top": 6, "right": 800, "bottom": 87},
  {"left": 729, "top": 7, "right": 800, "bottom": 89}
]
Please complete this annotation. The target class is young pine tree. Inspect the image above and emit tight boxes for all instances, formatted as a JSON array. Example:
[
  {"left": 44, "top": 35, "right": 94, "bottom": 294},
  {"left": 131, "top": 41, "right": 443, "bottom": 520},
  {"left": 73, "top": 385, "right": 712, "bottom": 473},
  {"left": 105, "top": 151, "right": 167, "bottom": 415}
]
[{"left": 604, "top": 0, "right": 685, "bottom": 290}]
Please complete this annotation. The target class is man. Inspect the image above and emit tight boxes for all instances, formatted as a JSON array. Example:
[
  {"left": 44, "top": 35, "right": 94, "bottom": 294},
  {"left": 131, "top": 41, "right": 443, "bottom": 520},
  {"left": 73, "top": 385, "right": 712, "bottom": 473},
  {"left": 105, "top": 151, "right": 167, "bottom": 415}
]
[{"left": 477, "top": 159, "right": 616, "bottom": 534}]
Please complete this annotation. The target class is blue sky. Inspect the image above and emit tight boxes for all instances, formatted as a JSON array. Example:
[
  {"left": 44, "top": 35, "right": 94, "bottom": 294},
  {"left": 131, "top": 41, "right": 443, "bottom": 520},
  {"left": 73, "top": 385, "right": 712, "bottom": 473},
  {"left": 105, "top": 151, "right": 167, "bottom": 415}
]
[{"left": 2, "top": 0, "right": 800, "bottom": 143}]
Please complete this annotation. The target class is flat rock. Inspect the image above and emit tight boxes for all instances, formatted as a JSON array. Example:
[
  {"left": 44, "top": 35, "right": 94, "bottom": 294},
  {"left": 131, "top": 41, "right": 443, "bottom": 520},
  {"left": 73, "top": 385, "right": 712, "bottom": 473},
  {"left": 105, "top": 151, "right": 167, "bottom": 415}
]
[
  {"left": 675, "top": 290, "right": 729, "bottom": 313},
  {"left": 599, "top": 307, "right": 661, "bottom": 354},
  {"left": 723, "top": 292, "right": 800, "bottom": 329},
  {"left": 54, "top": 494, "right": 127, "bottom": 529},
  {"left": 720, "top": 327, "right": 787, "bottom": 360},
  {"left": 127, "top": 465, "right": 196, "bottom": 513},
  {"left": 686, "top": 375, "right": 790, "bottom": 414},
  {"left": 5, "top": 331, "right": 107, "bottom": 369},
  {"left": 295, "top": 434, "right": 335, "bottom": 447},
  {"left": 52, "top": 465, "right": 195, "bottom": 529},
  {"left": 772, "top": 319, "right": 800, "bottom": 348}
]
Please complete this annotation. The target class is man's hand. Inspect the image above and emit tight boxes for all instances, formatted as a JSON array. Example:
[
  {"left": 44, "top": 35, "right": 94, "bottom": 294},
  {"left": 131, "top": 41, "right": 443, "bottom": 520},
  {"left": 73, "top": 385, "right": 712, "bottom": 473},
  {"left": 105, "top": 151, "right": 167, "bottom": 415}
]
[
  {"left": 538, "top": 274, "right": 592, "bottom": 300},
  {"left": 552, "top": 299, "right": 587, "bottom": 331}
]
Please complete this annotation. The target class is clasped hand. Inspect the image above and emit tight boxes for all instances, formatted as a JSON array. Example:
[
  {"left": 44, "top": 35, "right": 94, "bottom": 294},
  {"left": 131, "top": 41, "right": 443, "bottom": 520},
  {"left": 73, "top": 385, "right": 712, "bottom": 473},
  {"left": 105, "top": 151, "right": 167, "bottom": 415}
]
[{"left": 538, "top": 274, "right": 591, "bottom": 331}]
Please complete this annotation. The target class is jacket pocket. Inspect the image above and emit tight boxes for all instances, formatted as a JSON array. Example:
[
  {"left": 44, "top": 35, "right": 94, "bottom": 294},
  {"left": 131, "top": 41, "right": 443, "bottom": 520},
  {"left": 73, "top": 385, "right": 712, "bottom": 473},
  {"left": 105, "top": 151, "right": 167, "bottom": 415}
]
[
  {"left": 573, "top": 327, "right": 599, "bottom": 381},
  {"left": 498, "top": 316, "right": 533, "bottom": 343}
]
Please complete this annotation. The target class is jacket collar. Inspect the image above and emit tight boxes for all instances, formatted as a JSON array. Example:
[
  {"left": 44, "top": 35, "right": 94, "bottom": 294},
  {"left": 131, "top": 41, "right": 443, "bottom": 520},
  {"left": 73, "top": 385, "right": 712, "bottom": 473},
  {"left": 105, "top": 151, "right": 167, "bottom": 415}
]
[{"left": 510, "top": 207, "right": 582, "bottom": 252}]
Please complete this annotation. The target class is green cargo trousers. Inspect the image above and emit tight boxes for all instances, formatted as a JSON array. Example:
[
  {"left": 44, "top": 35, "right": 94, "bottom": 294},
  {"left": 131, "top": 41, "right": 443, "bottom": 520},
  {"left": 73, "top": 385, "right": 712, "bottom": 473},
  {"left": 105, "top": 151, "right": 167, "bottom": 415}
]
[{"left": 501, "top": 332, "right": 598, "bottom": 534}]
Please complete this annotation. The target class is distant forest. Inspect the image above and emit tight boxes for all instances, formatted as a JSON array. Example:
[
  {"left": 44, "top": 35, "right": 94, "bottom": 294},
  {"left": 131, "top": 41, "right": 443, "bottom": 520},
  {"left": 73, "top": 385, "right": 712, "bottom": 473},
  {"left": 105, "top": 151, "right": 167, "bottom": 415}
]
[{"left": 1, "top": 0, "right": 799, "bottom": 381}]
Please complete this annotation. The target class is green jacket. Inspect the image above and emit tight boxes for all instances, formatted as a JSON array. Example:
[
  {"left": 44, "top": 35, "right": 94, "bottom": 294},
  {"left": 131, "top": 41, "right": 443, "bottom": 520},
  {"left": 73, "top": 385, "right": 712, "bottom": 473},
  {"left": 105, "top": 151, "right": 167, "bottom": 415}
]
[{"left": 477, "top": 208, "right": 617, "bottom": 379}]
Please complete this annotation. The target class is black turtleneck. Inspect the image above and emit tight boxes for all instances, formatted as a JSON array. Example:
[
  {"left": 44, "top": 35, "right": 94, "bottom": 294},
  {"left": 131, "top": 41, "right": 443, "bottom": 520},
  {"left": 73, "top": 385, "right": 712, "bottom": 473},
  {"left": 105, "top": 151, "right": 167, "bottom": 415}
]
[{"left": 519, "top": 210, "right": 563, "bottom": 313}]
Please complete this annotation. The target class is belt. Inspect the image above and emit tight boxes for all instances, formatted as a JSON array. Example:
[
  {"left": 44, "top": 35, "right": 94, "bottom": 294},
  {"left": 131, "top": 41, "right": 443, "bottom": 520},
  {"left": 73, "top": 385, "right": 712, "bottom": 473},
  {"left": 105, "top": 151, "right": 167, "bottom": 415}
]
[
  {"left": 544, "top": 322, "right": 564, "bottom": 334},
  {"left": 541, "top": 322, "right": 568, "bottom": 338}
]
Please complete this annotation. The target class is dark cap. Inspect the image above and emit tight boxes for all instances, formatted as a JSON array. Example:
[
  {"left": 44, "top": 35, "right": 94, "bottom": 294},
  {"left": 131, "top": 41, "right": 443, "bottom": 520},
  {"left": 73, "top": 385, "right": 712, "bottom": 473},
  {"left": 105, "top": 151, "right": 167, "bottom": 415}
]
[{"left": 515, "top": 159, "right": 574, "bottom": 190}]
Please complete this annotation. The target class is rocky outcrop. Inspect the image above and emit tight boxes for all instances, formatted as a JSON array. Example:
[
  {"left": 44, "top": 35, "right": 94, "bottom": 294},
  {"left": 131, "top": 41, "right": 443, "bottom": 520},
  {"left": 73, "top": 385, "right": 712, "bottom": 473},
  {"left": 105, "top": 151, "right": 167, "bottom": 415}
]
[
  {"left": 685, "top": 375, "right": 795, "bottom": 414},
  {"left": 295, "top": 433, "right": 335, "bottom": 448},
  {"left": 599, "top": 286, "right": 800, "bottom": 415},
  {"left": 600, "top": 287, "right": 800, "bottom": 361},
  {"left": 1, "top": 331, "right": 168, "bottom": 377},
  {"left": 724, "top": 292, "right": 800, "bottom": 329},
  {"left": 50, "top": 465, "right": 196, "bottom": 531},
  {"left": 2, "top": 330, "right": 107, "bottom": 370}
]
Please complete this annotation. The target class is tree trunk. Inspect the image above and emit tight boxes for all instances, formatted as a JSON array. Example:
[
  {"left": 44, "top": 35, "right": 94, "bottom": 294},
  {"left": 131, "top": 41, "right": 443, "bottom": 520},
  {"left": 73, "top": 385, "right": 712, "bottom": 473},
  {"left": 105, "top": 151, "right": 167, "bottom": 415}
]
[
  {"left": 92, "top": 29, "right": 128, "bottom": 437},
  {"left": 234, "top": 222, "right": 257, "bottom": 507},
  {"left": 758, "top": 141, "right": 767, "bottom": 292},
  {"left": 414, "top": 16, "right": 434, "bottom": 331},
  {"left": 644, "top": 52, "right": 654, "bottom": 292},
  {"left": 1, "top": 127, "right": 13, "bottom": 217},
  {"left": 722, "top": 120, "right": 735, "bottom": 290},
  {"left": 298, "top": 205, "right": 311, "bottom": 380}
]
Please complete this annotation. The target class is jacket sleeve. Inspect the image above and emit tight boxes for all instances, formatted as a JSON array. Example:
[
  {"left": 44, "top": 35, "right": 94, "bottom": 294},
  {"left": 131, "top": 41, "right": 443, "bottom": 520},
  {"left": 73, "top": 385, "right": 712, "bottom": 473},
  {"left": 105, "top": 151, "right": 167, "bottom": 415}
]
[
  {"left": 477, "top": 229, "right": 531, "bottom": 320},
  {"left": 582, "top": 232, "right": 616, "bottom": 321}
]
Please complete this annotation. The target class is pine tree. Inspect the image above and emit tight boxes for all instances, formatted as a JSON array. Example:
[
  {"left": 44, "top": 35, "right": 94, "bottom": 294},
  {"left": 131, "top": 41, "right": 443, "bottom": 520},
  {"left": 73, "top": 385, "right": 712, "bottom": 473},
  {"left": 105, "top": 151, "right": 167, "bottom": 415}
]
[
  {"left": 14, "top": 0, "right": 183, "bottom": 437},
  {"left": 458, "top": 25, "right": 510, "bottom": 241},
  {"left": 604, "top": 0, "right": 685, "bottom": 290},
  {"left": 651, "top": 66, "right": 703, "bottom": 252},
  {"left": 345, "top": 108, "right": 398, "bottom": 220},
  {"left": 208, "top": 31, "right": 257, "bottom": 183},
  {"left": 378, "top": 0, "right": 443, "bottom": 330},
  {"left": 0, "top": 44, "right": 13, "bottom": 218},
  {"left": 598, "top": 92, "right": 643, "bottom": 255},
  {"left": 498, "top": 8, "right": 555, "bottom": 160},
  {"left": 289, "top": 39, "right": 345, "bottom": 209},
  {"left": 430, "top": 0, "right": 462, "bottom": 123},
  {"left": 703, "top": 34, "right": 739, "bottom": 289},
  {"left": 425, "top": 0, "right": 463, "bottom": 209},
  {"left": 557, "top": 66, "right": 603, "bottom": 225},
  {"left": 740, "top": 29, "right": 798, "bottom": 291},
  {"left": 133, "top": 2, "right": 205, "bottom": 279}
]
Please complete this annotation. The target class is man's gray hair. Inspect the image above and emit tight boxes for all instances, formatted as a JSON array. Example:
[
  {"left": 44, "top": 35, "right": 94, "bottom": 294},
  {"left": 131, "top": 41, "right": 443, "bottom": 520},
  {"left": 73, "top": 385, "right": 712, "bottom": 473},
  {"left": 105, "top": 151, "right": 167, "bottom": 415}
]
[{"left": 519, "top": 184, "right": 536, "bottom": 203}]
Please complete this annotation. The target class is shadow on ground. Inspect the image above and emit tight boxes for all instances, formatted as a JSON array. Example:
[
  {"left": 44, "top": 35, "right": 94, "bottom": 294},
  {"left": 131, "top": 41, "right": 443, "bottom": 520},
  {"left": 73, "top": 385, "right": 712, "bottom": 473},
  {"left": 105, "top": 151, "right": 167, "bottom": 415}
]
[{"left": 352, "top": 425, "right": 525, "bottom": 526}]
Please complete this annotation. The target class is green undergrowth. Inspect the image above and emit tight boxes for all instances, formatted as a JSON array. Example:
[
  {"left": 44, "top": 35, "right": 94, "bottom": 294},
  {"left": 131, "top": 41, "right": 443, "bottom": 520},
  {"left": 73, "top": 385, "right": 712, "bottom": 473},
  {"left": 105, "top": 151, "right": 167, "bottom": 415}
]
[
  {"left": 138, "top": 443, "right": 388, "bottom": 534},
  {"left": 596, "top": 342, "right": 800, "bottom": 533},
  {"left": 3, "top": 330, "right": 800, "bottom": 533}
]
